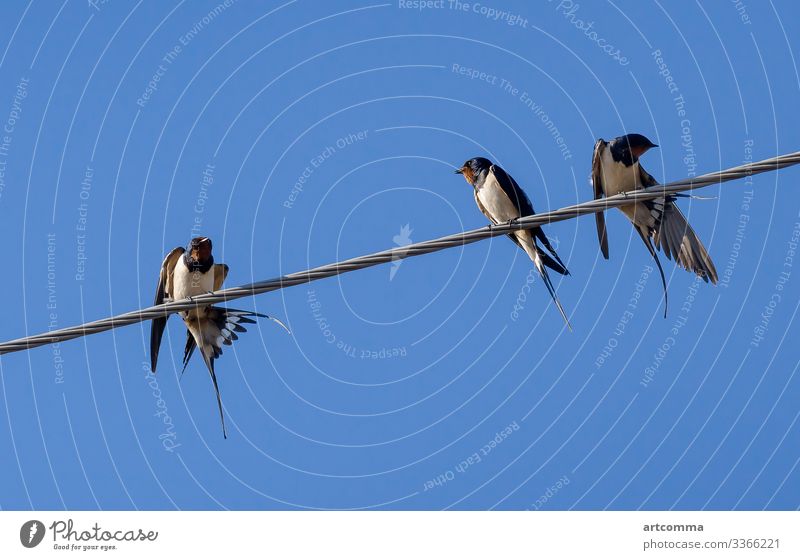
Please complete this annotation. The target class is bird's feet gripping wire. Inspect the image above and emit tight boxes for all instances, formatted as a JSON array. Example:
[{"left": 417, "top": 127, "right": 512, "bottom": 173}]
[{"left": 487, "top": 218, "right": 518, "bottom": 231}]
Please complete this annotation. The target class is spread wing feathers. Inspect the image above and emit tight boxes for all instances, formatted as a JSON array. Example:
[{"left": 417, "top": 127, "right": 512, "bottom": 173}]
[
  {"left": 193, "top": 307, "right": 266, "bottom": 362},
  {"left": 637, "top": 162, "right": 718, "bottom": 284},
  {"left": 636, "top": 162, "right": 669, "bottom": 234},
  {"left": 185, "top": 307, "right": 291, "bottom": 438},
  {"left": 490, "top": 164, "right": 569, "bottom": 275},
  {"left": 634, "top": 226, "right": 669, "bottom": 318},
  {"left": 187, "top": 307, "right": 264, "bottom": 440},
  {"left": 591, "top": 139, "right": 610, "bottom": 259},
  {"left": 532, "top": 248, "right": 572, "bottom": 331},
  {"left": 654, "top": 202, "right": 718, "bottom": 284},
  {"left": 150, "top": 247, "right": 185, "bottom": 373}
]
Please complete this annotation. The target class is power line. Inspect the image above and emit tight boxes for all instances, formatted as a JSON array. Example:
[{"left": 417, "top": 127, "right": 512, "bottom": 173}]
[{"left": 1, "top": 150, "right": 798, "bottom": 355}]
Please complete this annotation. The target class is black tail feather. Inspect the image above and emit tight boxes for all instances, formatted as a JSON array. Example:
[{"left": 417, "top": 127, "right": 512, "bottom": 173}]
[
  {"left": 181, "top": 330, "right": 196, "bottom": 378},
  {"left": 635, "top": 227, "right": 668, "bottom": 318},
  {"left": 533, "top": 227, "right": 569, "bottom": 275},
  {"left": 539, "top": 252, "right": 568, "bottom": 276},
  {"left": 534, "top": 252, "right": 572, "bottom": 331},
  {"left": 200, "top": 352, "right": 227, "bottom": 439},
  {"left": 150, "top": 317, "right": 167, "bottom": 373},
  {"left": 181, "top": 306, "right": 290, "bottom": 438}
]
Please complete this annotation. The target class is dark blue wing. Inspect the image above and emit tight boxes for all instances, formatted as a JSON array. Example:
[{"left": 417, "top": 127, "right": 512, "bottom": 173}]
[
  {"left": 149, "top": 246, "right": 185, "bottom": 373},
  {"left": 490, "top": 164, "right": 535, "bottom": 217},
  {"left": 491, "top": 165, "right": 569, "bottom": 275}
]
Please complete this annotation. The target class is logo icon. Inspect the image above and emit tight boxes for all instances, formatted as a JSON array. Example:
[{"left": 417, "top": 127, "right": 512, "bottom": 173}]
[
  {"left": 20, "top": 520, "right": 45, "bottom": 548},
  {"left": 390, "top": 223, "right": 413, "bottom": 281}
]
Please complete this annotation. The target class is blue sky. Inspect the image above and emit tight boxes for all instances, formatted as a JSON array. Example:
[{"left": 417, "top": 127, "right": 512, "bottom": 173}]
[{"left": 0, "top": 0, "right": 798, "bottom": 510}]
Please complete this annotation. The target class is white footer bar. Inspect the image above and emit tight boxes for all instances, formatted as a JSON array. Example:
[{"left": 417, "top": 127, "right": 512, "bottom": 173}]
[{"left": 2, "top": 511, "right": 797, "bottom": 558}]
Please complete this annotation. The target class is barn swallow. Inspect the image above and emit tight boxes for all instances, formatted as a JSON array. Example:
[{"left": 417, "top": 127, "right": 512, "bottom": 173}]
[
  {"left": 455, "top": 157, "right": 572, "bottom": 329},
  {"left": 149, "top": 236, "right": 288, "bottom": 438},
  {"left": 591, "top": 134, "right": 718, "bottom": 316}
]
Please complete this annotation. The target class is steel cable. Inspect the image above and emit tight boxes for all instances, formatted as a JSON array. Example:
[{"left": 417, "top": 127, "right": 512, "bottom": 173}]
[{"left": 1, "top": 150, "right": 797, "bottom": 354}]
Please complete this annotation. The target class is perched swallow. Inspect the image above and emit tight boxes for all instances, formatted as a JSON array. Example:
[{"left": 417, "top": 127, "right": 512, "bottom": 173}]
[
  {"left": 591, "top": 133, "right": 718, "bottom": 315},
  {"left": 456, "top": 157, "right": 572, "bottom": 329},
  {"left": 149, "top": 236, "right": 288, "bottom": 438}
]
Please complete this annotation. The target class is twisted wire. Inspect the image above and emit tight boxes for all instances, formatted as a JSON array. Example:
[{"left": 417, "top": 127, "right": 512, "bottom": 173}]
[{"left": 1, "top": 150, "right": 797, "bottom": 355}]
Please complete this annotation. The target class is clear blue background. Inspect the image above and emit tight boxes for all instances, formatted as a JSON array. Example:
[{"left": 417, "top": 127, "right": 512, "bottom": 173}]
[{"left": 0, "top": 0, "right": 798, "bottom": 510}]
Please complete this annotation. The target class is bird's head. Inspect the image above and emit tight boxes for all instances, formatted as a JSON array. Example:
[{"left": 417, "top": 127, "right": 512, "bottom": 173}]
[
  {"left": 188, "top": 236, "right": 213, "bottom": 264},
  {"left": 617, "top": 133, "right": 658, "bottom": 163},
  {"left": 454, "top": 157, "right": 492, "bottom": 186}
]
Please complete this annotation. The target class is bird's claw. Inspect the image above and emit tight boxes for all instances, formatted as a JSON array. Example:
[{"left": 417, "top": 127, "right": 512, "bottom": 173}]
[
  {"left": 186, "top": 291, "right": 215, "bottom": 304},
  {"left": 489, "top": 219, "right": 517, "bottom": 231}
]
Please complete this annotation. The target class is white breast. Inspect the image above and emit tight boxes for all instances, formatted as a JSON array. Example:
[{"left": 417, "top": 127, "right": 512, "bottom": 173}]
[
  {"left": 476, "top": 170, "right": 521, "bottom": 223},
  {"left": 171, "top": 257, "right": 215, "bottom": 301},
  {"left": 600, "top": 147, "right": 642, "bottom": 196}
]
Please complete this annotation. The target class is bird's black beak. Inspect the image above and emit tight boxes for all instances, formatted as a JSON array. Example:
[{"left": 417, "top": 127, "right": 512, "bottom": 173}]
[{"left": 454, "top": 169, "right": 463, "bottom": 174}]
